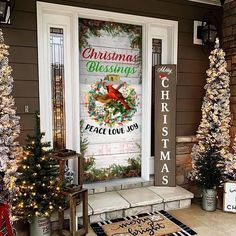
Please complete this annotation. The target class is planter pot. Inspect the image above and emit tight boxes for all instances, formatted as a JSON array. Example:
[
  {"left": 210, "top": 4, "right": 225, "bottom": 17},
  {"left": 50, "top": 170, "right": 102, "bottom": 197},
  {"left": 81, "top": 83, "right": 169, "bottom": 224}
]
[
  {"left": 30, "top": 217, "right": 50, "bottom": 236},
  {"left": 202, "top": 188, "right": 217, "bottom": 212},
  {"left": 13, "top": 220, "right": 30, "bottom": 236}
]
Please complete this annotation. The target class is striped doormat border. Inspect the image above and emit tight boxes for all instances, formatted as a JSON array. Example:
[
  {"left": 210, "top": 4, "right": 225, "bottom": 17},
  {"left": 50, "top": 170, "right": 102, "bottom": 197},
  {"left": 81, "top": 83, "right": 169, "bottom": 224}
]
[{"left": 91, "top": 210, "right": 197, "bottom": 236}]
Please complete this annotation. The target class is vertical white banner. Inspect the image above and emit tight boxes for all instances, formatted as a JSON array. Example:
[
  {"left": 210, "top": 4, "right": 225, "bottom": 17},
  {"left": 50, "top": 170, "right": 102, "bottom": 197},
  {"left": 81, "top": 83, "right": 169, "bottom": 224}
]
[{"left": 79, "top": 18, "right": 142, "bottom": 182}]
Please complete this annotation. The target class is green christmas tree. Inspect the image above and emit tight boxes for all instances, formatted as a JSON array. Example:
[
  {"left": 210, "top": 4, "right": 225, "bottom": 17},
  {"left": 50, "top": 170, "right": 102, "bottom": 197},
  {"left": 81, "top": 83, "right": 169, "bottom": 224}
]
[
  {"left": 0, "top": 29, "right": 20, "bottom": 204},
  {"left": 13, "top": 112, "right": 63, "bottom": 219},
  {"left": 192, "top": 147, "right": 224, "bottom": 189},
  {"left": 191, "top": 38, "right": 231, "bottom": 189}
]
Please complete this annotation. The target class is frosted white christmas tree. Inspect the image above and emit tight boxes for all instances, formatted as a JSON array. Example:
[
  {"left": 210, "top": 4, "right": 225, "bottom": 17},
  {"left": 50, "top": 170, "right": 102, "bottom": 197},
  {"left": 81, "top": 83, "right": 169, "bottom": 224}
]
[
  {"left": 0, "top": 29, "right": 20, "bottom": 203},
  {"left": 224, "top": 136, "right": 236, "bottom": 180},
  {"left": 191, "top": 38, "right": 231, "bottom": 187}
]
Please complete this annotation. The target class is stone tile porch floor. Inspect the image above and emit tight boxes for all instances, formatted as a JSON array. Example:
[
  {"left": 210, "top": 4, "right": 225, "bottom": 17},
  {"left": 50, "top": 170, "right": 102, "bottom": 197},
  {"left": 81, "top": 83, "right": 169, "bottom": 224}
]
[{"left": 86, "top": 203, "right": 236, "bottom": 236}]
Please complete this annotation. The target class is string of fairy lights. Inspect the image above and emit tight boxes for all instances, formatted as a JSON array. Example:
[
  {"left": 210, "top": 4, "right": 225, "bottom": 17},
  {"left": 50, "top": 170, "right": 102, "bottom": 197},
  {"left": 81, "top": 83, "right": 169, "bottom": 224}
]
[
  {"left": 191, "top": 38, "right": 236, "bottom": 185},
  {"left": 0, "top": 29, "right": 20, "bottom": 205},
  {"left": 12, "top": 132, "right": 64, "bottom": 219}
]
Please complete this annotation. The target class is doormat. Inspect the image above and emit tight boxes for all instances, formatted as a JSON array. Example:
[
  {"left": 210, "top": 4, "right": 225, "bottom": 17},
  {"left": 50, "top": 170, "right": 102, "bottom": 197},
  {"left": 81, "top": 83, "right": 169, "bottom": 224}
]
[{"left": 91, "top": 210, "right": 197, "bottom": 236}]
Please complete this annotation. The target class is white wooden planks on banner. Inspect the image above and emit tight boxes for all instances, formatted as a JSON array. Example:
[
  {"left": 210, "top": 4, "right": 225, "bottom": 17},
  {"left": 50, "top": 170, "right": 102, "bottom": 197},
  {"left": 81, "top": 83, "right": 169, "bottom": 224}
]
[
  {"left": 86, "top": 32, "right": 136, "bottom": 50},
  {"left": 223, "top": 182, "right": 236, "bottom": 213},
  {"left": 79, "top": 22, "right": 142, "bottom": 171}
]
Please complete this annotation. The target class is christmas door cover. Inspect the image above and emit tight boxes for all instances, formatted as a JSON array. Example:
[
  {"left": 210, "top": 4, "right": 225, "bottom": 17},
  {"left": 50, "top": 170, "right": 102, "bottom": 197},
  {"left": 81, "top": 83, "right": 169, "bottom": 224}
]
[{"left": 79, "top": 18, "right": 142, "bottom": 183}]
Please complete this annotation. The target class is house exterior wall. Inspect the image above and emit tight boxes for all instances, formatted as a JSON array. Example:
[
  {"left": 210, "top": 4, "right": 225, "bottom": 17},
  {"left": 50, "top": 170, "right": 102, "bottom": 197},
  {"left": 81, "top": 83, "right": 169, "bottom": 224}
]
[
  {"left": 223, "top": 1, "right": 236, "bottom": 142},
  {"left": 1, "top": 0, "right": 222, "bottom": 186},
  {"left": 1, "top": 0, "right": 222, "bottom": 144}
]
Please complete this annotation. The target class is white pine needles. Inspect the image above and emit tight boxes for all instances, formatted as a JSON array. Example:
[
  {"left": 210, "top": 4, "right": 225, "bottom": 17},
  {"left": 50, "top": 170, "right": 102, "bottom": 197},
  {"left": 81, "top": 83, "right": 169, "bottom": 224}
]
[{"left": 0, "top": 29, "right": 20, "bottom": 203}]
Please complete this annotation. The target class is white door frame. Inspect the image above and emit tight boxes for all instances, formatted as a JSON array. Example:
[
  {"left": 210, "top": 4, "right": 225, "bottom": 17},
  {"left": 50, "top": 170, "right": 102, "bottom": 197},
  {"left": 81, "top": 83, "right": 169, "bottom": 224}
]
[{"left": 37, "top": 1, "right": 178, "bottom": 181}]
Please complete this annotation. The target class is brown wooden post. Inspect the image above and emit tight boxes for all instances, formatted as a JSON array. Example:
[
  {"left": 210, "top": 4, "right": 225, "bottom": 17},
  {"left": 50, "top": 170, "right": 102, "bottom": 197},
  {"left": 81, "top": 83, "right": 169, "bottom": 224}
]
[
  {"left": 64, "top": 188, "right": 88, "bottom": 236},
  {"left": 83, "top": 189, "right": 88, "bottom": 234},
  {"left": 58, "top": 210, "right": 64, "bottom": 236},
  {"left": 154, "top": 65, "right": 176, "bottom": 186},
  {"left": 70, "top": 195, "right": 76, "bottom": 236},
  {"left": 78, "top": 154, "right": 83, "bottom": 186}
]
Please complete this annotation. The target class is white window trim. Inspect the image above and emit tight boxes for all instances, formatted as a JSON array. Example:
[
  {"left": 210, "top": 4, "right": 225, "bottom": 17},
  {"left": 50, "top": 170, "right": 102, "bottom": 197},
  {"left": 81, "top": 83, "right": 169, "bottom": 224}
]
[{"left": 37, "top": 1, "right": 178, "bottom": 181}]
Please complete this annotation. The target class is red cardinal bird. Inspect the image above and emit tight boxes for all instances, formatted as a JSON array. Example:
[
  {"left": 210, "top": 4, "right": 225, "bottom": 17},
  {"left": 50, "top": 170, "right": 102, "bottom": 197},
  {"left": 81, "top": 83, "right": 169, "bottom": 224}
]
[{"left": 106, "top": 84, "right": 130, "bottom": 110}]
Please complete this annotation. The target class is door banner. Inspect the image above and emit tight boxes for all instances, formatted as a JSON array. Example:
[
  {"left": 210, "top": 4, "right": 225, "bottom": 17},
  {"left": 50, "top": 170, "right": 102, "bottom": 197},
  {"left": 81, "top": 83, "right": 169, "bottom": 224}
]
[{"left": 79, "top": 18, "right": 142, "bottom": 183}]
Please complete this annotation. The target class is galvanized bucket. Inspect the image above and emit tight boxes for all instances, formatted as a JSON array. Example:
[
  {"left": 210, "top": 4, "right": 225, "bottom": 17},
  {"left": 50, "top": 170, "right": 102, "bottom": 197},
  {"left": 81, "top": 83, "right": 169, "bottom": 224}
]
[
  {"left": 30, "top": 216, "right": 51, "bottom": 236},
  {"left": 202, "top": 189, "right": 217, "bottom": 212}
]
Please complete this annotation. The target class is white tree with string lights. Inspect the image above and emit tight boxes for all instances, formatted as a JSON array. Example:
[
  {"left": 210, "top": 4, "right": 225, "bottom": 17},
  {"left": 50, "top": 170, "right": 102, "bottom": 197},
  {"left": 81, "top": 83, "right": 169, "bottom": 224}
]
[
  {"left": 224, "top": 136, "right": 236, "bottom": 180},
  {"left": 0, "top": 29, "right": 21, "bottom": 235},
  {"left": 0, "top": 29, "right": 21, "bottom": 204},
  {"left": 191, "top": 38, "right": 231, "bottom": 189}
]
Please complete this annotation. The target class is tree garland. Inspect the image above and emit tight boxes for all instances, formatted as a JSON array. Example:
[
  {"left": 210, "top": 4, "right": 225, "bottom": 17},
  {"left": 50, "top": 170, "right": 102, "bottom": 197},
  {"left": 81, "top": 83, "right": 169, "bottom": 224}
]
[{"left": 79, "top": 18, "right": 142, "bottom": 51}]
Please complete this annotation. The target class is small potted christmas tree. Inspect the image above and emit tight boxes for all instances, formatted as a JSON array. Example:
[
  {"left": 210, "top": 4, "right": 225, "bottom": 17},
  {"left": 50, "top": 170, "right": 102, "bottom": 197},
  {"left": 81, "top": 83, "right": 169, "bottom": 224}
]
[
  {"left": 13, "top": 112, "right": 63, "bottom": 236},
  {"left": 191, "top": 38, "right": 231, "bottom": 211},
  {"left": 191, "top": 146, "right": 224, "bottom": 211}
]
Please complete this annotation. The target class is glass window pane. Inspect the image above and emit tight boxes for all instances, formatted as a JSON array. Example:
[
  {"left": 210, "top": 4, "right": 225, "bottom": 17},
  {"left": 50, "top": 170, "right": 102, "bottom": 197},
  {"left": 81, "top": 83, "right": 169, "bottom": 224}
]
[{"left": 50, "top": 27, "right": 66, "bottom": 149}]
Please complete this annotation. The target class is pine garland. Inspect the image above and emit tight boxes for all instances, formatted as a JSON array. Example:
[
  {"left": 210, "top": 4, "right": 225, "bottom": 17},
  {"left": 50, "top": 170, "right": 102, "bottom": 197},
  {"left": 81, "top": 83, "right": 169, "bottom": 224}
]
[{"left": 79, "top": 18, "right": 142, "bottom": 51}]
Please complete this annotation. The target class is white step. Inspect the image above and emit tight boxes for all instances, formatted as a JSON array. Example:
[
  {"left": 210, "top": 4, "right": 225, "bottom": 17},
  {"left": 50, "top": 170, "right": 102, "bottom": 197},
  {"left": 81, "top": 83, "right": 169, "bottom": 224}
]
[{"left": 51, "top": 185, "right": 194, "bottom": 226}]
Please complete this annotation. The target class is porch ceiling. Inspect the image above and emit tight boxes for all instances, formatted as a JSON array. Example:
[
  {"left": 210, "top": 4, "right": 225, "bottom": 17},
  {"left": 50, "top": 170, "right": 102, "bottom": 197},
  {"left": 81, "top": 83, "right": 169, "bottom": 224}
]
[{"left": 188, "top": 0, "right": 231, "bottom": 6}]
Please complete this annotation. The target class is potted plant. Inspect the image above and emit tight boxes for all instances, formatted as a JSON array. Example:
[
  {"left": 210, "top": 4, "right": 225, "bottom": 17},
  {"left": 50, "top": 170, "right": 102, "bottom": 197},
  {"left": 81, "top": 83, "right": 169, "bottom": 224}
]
[
  {"left": 190, "top": 38, "right": 232, "bottom": 212},
  {"left": 13, "top": 112, "right": 64, "bottom": 236},
  {"left": 191, "top": 146, "right": 224, "bottom": 211}
]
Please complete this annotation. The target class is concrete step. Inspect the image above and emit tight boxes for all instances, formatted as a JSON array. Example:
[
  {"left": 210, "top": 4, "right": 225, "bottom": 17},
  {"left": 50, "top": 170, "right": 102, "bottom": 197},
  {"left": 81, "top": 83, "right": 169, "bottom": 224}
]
[
  {"left": 51, "top": 185, "right": 194, "bottom": 226},
  {"left": 84, "top": 177, "right": 155, "bottom": 194}
]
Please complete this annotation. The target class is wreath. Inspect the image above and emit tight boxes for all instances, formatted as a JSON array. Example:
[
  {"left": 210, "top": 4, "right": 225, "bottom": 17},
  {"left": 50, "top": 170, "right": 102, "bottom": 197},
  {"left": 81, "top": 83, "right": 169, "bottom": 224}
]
[{"left": 87, "top": 80, "right": 139, "bottom": 127}]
